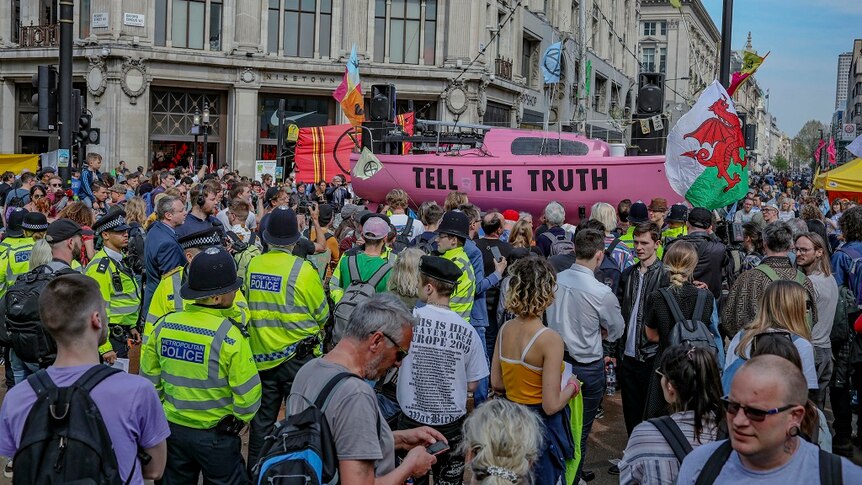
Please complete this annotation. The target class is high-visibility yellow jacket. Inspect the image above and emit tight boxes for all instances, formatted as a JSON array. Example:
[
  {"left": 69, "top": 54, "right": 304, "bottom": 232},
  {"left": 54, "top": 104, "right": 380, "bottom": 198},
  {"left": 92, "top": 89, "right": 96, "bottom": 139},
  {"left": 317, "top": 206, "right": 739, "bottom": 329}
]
[
  {"left": 0, "top": 236, "right": 34, "bottom": 298},
  {"left": 244, "top": 248, "right": 329, "bottom": 371},
  {"left": 143, "top": 265, "right": 250, "bottom": 345},
  {"left": 441, "top": 246, "right": 475, "bottom": 322},
  {"left": 85, "top": 249, "right": 141, "bottom": 355},
  {"left": 141, "top": 305, "right": 261, "bottom": 428}
]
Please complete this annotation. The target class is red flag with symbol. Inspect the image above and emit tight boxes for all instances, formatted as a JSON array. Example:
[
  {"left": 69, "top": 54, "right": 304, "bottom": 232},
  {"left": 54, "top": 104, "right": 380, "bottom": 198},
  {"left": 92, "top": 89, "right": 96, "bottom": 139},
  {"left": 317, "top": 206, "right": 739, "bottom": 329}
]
[
  {"left": 396, "top": 112, "right": 415, "bottom": 154},
  {"left": 294, "top": 124, "right": 355, "bottom": 183}
]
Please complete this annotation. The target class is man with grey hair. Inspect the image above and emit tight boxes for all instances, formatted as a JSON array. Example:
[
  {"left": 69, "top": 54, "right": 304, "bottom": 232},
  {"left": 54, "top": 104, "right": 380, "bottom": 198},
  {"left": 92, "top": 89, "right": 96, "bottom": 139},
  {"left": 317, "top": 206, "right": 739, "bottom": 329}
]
[
  {"left": 536, "top": 201, "right": 572, "bottom": 257},
  {"left": 287, "top": 293, "right": 444, "bottom": 485},
  {"left": 722, "top": 220, "right": 817, "bottom": 337},
  {"left": 143, "top": 195, "right": 187, "bottom": 316}
]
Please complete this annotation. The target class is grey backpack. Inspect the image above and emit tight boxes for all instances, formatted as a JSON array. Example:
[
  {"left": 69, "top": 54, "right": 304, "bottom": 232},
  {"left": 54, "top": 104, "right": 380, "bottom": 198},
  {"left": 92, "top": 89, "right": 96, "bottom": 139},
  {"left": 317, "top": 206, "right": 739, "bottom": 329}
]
[
  {"left": 661, "top": 288, "right": 717, "bottom": 354},
  {"left": 542, "top": 231, "right": 575, "bottom": 256},
  {"left": 332, "top": 255, "right": 392, "bottom": 344}
]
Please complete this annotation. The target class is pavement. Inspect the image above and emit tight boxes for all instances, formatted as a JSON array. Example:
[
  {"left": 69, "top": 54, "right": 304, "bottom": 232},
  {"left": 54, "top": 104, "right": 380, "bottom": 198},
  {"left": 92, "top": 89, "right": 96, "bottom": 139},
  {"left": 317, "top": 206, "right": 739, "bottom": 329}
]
[{"left": 0, "top": 366, "right": 860, "bottom": 485}]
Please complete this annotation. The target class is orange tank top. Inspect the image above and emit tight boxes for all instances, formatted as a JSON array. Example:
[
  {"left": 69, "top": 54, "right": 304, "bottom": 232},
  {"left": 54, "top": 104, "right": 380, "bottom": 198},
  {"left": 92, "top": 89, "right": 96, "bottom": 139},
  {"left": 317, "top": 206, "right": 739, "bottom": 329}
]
[{"left": 499, "top": 325, "right": 549, "bottom": 405}]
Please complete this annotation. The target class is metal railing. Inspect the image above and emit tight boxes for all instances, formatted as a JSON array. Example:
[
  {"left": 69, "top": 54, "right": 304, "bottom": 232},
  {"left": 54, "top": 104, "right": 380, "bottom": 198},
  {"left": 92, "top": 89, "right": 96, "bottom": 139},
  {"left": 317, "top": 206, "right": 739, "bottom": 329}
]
[
  {"left": 495, "top": 57, "right": 513, "bottom": 81},
  {"left": 18, "top": 24, "right": 60, "bottom": 48}
]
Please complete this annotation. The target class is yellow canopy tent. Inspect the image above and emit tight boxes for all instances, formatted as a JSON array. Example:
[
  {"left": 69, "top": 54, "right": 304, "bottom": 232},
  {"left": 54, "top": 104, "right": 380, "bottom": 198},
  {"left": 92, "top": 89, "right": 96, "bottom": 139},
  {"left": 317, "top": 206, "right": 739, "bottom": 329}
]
[
  {"left": 814, "top": 158, "right": 862, "bottom": 202},
  {"left": 0, "top": 154, "right": 39, "bottom": 174}
]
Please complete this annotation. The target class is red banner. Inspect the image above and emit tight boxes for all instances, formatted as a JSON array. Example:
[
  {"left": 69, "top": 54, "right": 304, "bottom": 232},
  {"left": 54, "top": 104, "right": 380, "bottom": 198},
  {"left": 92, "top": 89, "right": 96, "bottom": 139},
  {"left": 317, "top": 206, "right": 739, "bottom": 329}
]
[
  {"left": 294, "top": 124, "right": 355, "bottom": 183},
  {"left": 396, "top": 112, "right": 415, "bottom": 154}
]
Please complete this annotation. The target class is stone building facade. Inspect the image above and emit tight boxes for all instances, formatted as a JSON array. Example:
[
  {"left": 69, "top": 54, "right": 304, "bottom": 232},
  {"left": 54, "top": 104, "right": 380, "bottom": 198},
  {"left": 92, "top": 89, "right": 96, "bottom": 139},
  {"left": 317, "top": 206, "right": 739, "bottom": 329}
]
[{"left": 0, "top": 0, "right": 640, "bottom": 176}]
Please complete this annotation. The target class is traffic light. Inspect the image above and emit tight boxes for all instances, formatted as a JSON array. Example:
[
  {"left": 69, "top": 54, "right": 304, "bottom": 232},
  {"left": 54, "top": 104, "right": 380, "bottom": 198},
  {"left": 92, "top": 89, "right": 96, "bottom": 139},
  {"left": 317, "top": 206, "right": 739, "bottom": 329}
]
[
  {"left": 76, "top": 113, "right": 101, "bottom": 145},
  {"left": 31, "top": 65, "right": 58, "bottom": 131}
]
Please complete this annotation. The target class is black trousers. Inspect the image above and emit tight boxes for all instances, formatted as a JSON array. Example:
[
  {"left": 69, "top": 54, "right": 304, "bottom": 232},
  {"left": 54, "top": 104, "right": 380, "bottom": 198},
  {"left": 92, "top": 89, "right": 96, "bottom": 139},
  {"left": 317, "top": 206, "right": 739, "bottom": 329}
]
[
  {"left": 397, "top": 414, "right": 466, "bottom": 485},
  {"left": 246, "top": 354, "right": 312, "bottom": 474},
  {"left": 619, "top": 355, "right": 655, "bottom": 436},
  {"left": 164, "top": 423, "right": 246, "bottom": 485},
  {"left": 3, "top": 347, "right": 14, "bottom": 389}
]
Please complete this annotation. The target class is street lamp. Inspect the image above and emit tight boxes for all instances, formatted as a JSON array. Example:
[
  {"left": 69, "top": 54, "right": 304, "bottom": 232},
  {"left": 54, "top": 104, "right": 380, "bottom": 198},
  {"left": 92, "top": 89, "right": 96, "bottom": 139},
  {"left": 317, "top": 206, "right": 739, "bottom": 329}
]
[
  {"left": 202, "top": 101, "right": 210, "bottom": 170},
  {"left": 192, "top": 106, "right": 201, "bottom": 168}
]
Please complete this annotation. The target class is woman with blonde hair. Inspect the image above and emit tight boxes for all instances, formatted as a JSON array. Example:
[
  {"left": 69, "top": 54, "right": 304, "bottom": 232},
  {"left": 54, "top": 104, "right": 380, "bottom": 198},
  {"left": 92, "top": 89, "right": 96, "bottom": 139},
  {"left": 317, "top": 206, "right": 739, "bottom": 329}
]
[
  {"left": 590, "top": 201, "right": 634, "bottom": 271},
  {"left": 124, "top": 197, "right": 148, "bottom": 227},
  {"left": 722, "top": 280, "right": 818, "bottom": 397},
  {"left": 643, "top": 241, "right": 715, "bottom": 418},
  {"left": 387, "top": 248, "right": 424, "bottom": 310},
  {"left": 508, "top": 220, "right": 539, "bottom": 255},
  {"left": 444, "top": 191, "right": 468, "bottom": 211},
  {"left": 461, "top": 399, "right": 545, "bottom": 485},
  {"left": 491, "top": 256, "right": 578, "bottom": 484}
]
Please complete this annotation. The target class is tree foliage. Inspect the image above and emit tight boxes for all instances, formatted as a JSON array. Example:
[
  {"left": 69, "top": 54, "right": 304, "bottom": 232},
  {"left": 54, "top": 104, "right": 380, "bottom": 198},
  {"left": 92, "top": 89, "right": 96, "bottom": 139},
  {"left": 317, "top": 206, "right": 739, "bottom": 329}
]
[
  {"left": 771, "top": 154, "right": 789, "bottom": 171},
  {"left": 791, "top": 120, "right": 829, "bottom": 166}
]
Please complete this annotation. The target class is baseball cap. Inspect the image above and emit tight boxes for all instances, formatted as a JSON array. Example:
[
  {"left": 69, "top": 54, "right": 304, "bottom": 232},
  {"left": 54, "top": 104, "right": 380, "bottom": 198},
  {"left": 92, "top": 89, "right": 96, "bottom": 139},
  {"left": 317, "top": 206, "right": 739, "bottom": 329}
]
[
  {"left": 362, "top": 217, "right": 390, "bottom": 240},
  {"left": 45, "top": 218, "right": 94, "bottom": 243},
  {"left": 688, "top": 207, "right": 713, "bottom": 229},
  {"left": 502, "top": 209, "right": 519, "bottom": 222}
]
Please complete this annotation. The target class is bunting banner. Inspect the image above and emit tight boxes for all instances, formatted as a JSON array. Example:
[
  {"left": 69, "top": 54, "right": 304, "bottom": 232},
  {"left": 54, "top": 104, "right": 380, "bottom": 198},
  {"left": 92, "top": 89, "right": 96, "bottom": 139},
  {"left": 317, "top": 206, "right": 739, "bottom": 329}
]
[
  {"left": 333, "top": 45, "right": 365, "bottom": 126},
  {"left": 294, "top": 124, "right": 354, "bottom": 183},
  {"left": 396, "top": 112, "right": 415, "bottom": 154},
  {"left": 665, "top": 80, "right": 748, "bottom": 209},
  {"left": 727, "top": 51, "right": 769, "bottom": 96}
]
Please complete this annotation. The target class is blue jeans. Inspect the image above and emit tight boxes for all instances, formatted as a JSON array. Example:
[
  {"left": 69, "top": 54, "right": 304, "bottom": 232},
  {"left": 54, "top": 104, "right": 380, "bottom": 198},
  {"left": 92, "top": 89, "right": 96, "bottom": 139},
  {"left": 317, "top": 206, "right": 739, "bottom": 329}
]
[
  {"left": 472, "top": 326, "right": 489, "bottom": 407},
  {"left": 570, "top": 359, "right": 605, "bottom": 478},
  {"left": 11, "top": 349, "right": 39, "bottom": 385}
]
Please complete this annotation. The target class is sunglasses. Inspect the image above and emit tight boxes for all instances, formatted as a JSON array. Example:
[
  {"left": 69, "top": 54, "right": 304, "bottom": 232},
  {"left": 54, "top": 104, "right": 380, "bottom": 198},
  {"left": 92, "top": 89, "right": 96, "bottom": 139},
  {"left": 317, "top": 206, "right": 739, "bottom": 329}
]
[
  {"left": 32, "top": 193, "right": 45, "bottom": 199},
  {"left": 378, "top": 332, "right": 408, "bottom": 362},
  {"left": 721, "top": 397, "right": 798, "bottom": 422},
  {"left": 50, "top": 183, "right": 62, "bottom": 188}
]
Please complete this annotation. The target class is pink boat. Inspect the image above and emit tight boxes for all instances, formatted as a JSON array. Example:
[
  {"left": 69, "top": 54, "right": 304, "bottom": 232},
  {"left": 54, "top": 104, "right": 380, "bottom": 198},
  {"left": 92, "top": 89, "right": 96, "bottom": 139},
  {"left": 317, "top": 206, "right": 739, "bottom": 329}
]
[{"left": 350, "top": 127, "right": 682, "bottom": 222}]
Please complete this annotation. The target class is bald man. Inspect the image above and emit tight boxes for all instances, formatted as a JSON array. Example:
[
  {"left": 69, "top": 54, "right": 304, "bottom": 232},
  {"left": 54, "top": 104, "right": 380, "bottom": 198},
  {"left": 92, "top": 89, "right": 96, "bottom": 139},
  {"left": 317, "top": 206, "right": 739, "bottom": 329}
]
[{"left": 677, "top": 355, "right": 862, "bottom": 483}]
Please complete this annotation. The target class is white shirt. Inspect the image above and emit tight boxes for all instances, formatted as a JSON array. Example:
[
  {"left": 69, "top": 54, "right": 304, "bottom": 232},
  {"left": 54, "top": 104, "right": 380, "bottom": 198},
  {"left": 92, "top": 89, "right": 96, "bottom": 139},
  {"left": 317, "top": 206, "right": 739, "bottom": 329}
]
[
  {"left": 396, "top": 304, "right": 489, "bottom": 426},
  {"left": 546, "top": 263, "right": 625, "bottom": 363},
  {"left": 725, "top": 331, "right": 818, "bottom": 389},
  {"left": 389, "top": 213, "right": 424, "bottom": 241},
  {"left": 216, "top": 207, "right": 255, "bottom": 231}
]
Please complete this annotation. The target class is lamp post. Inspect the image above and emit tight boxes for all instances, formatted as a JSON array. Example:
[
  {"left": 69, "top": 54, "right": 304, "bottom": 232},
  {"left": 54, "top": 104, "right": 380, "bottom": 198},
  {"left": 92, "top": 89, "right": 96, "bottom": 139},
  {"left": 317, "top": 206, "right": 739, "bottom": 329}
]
[
  {"left": 192, "top": 106, "right": 201, "bottom": 169},
  {"left": 202, "top": 101, "right": 210, "bottom": 171}
]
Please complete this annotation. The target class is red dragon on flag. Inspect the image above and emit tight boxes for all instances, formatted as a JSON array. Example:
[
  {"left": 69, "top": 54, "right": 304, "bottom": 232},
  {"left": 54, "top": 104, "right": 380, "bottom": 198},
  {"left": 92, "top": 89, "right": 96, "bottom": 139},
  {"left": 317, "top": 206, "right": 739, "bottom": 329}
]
[{"left": 680, "top": 95, "right": 746, "bottom": 192}]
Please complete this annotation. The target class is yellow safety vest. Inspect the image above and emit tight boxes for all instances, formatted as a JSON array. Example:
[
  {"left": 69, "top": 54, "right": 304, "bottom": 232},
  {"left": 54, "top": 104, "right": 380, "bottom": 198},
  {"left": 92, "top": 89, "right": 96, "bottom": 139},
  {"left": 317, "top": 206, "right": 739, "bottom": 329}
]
[
  {"left": 140, "top": 305, "right": 261, "bottom": 429},
  {"left": 143, "top": 265, "right": 250, "bottom": 345},
  {"left": 0, "top": 237, "right": 34, "bottom": 298},
  {"left": 244, "top": 249, "right": 329, "bottom": 370},
  {"left": 660, "top": 225, "right": 688, "bottom": 259},
  {"left": 442, "top": 246, "right": 475, "bottom": 322},
  {"left": 84, "top": 249, "right": 141, "bottom": 355}
]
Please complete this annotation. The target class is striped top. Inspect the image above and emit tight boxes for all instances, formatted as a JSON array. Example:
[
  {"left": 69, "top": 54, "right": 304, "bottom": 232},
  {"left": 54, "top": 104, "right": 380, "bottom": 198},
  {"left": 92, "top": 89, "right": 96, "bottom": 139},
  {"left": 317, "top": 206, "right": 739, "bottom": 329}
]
[{"left": 618, "top": 411, "right": 720, "bottom": 485}]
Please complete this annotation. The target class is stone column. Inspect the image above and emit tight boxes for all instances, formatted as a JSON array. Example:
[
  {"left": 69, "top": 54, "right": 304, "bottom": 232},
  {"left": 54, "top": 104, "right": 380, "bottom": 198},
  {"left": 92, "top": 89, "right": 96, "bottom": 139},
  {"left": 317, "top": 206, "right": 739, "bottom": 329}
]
[
  {"left": 234, "top": 0, "right": 263, "bottom": 53},
  {"left": 340, "top": 0, "right": 369, "bottom": 57},
  {"left": 0, "top": 1, "right": 11, "bottom": 46},
  {"left": 0, "top": 80, "right": 17, "bottom": 152},
  {"left": 231, "top": 86, "right": 259, "bottom": 177},
  {"left": 444, "top": 0, "right": 473, "bottom": 63}
]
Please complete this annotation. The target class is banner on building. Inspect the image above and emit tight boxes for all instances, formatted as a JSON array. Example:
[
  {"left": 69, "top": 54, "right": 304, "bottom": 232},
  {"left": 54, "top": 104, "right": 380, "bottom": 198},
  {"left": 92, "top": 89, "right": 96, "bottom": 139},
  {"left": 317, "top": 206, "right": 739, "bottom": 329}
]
[{"left": 255, "top": 160, "right": 277, "bottom": 182}]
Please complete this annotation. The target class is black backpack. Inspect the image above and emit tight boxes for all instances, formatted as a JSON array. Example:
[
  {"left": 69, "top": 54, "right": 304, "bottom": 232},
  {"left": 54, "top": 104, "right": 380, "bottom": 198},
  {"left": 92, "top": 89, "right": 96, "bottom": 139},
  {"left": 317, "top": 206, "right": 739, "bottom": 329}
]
[
  {"left": 3, "top": 264, "right": 77, "bottom": 366},
  {"left": 392, "top": 217, "right": 415, "bottom": 254},
  {"left": 13, "top": 365, "right": 133, "bottom": 485},
  {"left": 694, "top": 440, "right": 843, "bottom": 484},
  {"left": 252, "top": 372, "right": 364, "bottom": 485},
  {"left": 124, "top": 224, "right": 146, "bottom": 275},
  {"left": 594, "top": 237, "right": 623, "bottom": 293},
  {"left": 415, "top": 233, "right": 438, "bottom": 255},
  {"left": 661, "top": 287, "right": 717, "bottom": 355}
]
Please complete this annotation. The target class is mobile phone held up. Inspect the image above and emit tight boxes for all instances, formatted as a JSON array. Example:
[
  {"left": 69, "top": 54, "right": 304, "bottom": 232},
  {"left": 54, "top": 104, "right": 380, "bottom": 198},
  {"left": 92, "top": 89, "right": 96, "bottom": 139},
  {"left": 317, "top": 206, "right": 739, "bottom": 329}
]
[
  {"left": 490, "top": 245, "right": 503, "bottom": 262},
  {"left": 426, "top": 441, "right": 450, "bottom": 456}
]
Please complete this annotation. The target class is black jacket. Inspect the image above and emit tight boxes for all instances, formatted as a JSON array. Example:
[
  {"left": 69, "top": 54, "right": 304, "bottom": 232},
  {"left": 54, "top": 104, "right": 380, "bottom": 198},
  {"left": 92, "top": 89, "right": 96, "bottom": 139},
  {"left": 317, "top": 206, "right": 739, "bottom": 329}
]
[
  {"left": 616, "top": 260, "right": 668, "bottom": 361},
  {"left": 665, "top": 231, "right": 729, "bottom": 300}
]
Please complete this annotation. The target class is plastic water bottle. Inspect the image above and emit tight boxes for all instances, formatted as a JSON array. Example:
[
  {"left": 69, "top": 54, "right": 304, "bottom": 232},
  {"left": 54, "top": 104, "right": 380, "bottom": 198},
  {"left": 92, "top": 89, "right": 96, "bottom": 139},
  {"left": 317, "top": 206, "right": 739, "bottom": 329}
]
[{"left": 605, "top": 362, "right": 616, "bottom": 396}]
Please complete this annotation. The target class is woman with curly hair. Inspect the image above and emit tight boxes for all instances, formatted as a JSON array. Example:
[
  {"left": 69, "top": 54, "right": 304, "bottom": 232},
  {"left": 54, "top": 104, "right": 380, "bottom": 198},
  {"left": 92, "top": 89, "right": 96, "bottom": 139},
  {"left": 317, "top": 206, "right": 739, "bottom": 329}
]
[
  {"left": 57, "top": 201, "right": 96, "bottom": 265},
  {"left": 491, "top": 255, "right": 579, "bottom": 485}
]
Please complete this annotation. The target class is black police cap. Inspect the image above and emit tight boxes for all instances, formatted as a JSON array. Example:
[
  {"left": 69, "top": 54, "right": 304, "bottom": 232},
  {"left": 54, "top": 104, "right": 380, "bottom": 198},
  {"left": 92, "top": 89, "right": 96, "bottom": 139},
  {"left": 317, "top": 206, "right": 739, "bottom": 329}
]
[{"left": 419, "top": 255, "right": 462, "bottom": 286}]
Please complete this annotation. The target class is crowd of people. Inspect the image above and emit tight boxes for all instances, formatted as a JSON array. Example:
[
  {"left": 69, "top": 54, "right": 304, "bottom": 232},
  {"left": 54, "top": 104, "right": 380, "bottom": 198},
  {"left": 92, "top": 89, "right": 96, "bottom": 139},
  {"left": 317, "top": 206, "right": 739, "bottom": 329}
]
[{"left": 0, "top": 157, "right": 860, "bottom": 484}]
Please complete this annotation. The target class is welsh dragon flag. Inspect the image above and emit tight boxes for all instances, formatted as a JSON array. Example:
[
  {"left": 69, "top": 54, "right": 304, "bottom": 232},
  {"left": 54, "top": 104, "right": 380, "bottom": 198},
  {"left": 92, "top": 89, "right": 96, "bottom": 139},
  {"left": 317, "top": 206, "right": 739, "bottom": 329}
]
[{"left": 665, "top": 80, "right": 748, "bottom": 210}]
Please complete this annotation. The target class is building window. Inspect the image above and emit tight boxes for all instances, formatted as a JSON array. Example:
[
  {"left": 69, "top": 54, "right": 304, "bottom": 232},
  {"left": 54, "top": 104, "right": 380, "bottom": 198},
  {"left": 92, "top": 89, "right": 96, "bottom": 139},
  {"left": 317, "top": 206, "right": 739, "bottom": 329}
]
[
  {"left": 423, "top": 0, "right": 437, "bottom": 65},
  {"left": 374, "top": 0, "right": 386, "bottom": 61},
  {"left": 155, "top": 0, "right": 167, "bottom": 46},
  {"left": 150, "top": 89, "right": 223, "bottom": 169},
  {"left": 643, "top": 21, "right": 656, "bottom": 36},
  {"left": 80, "top": 0, "right": 90, "bottom": 38},
  {"left": 642, "top": 47, "right": 656, "bottom": 72},
  {"left": 521, "top": 37, "right": 537, "bottom": 85},
  {"left": 390, "top": 0, "right": 421, "bottom": 64},
  {"left": 659, "top": 21, "right": 667, "bottom": 36},
  {"left": 257, "top": 94, "right": 335, "bottom": 160},
  {"left": 659, "top": 47, "right": 667, "bottom": 74},
  {"left": 268, "top": 0, "right": 331, "bottom": 58},
  {"left": 172, "top": 0, "right": 205, "bottom": 49},
  {"left": 593, "top": 74, "right": 607, "bottom": 113},
  {"left": 209, "top": 0, "right": 223, "bottom": 50},
  {"left": 484, "top": 101, "right": 511, "bottom": 127}
]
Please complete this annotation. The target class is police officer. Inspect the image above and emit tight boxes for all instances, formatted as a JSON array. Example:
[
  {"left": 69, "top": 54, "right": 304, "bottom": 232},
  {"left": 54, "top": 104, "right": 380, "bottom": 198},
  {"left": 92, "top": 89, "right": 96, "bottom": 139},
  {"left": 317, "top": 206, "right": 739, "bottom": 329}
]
[
  {"left": 244, "top": 206, "right": 329, "bottom": 470},
  {"left": 84, "top": 208, "right": 141, "bottom": 363},
  {"left": 0, "top": 208, "right": 34, "bottom": 298},
  {"left": 662, "top": 204, "right": 689, "bottom": 248},
  {"left": 21, "top": 211, "right": 49, "bottom": 240},
  {"left": 141, "top": 246, "right": 261, "bottom": 485},
  {"left": 436, "top": 211, "right": 476, "bottom": 322},
  {"left": 143, "top": 226, "right": 250, "bottom": 344}
]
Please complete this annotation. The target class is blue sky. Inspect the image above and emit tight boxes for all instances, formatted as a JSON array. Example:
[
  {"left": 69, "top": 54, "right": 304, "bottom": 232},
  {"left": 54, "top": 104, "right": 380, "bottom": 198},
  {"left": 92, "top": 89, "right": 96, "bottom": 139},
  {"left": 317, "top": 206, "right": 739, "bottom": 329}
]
[{"left": 701, "top": 0, "right": 862, "bottom": 137}]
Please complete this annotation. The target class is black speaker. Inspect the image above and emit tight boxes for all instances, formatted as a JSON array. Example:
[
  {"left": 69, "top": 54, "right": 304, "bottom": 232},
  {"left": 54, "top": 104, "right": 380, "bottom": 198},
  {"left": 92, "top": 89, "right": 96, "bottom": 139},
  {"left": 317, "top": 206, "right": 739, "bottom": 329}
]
[
  {"left": 370, "top": 84, "right": 396, "bottom": 122},
  {"left": 744, "top": 124, "right": 757, "bottom": 150},
  {"left": 631, "top": 113, "right": 667, "bottom": 155},
  {"left": 361, "top": 120, "right": 400, "bottom": 154},
  {"left": 637, "top": 73, "right": 665, "bottom": 115}
]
